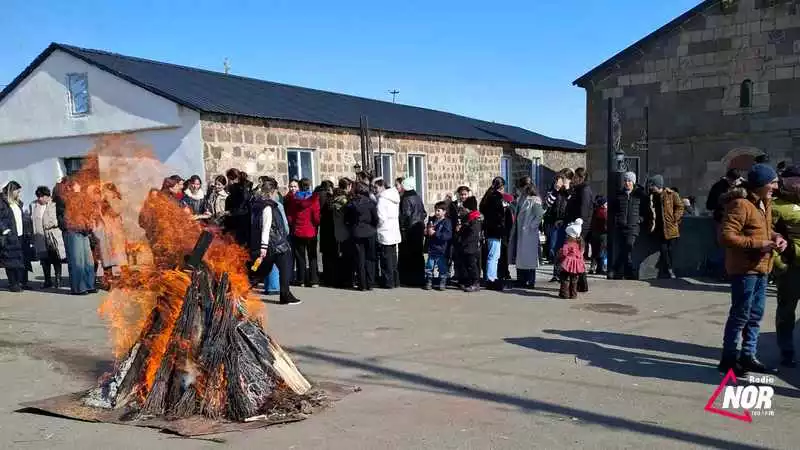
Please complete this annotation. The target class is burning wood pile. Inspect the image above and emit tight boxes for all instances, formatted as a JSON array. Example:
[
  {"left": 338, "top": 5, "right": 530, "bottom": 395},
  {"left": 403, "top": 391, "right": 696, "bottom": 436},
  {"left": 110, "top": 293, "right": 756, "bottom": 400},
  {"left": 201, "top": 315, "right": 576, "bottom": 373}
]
[{"left": 83, "top": 231, "right": 316, "bottom": 422}]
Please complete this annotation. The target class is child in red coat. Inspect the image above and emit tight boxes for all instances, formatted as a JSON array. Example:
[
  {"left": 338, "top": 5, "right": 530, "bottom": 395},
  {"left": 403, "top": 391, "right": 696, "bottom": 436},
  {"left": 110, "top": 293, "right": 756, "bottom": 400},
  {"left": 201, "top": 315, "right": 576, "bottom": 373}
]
[{"left": 559, "top": 218, "right": 587, "bottom": 299}]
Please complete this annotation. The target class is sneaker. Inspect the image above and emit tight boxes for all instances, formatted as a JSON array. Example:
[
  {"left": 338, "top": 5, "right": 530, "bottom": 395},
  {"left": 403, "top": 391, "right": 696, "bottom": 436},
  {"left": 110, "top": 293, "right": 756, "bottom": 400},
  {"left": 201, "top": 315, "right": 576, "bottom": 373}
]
[
  {"left": 279, "top": 293, "right": 303, "bottom": 305},
  {"left": 739, "top": 356, "right": 778, "bottom": 375}
]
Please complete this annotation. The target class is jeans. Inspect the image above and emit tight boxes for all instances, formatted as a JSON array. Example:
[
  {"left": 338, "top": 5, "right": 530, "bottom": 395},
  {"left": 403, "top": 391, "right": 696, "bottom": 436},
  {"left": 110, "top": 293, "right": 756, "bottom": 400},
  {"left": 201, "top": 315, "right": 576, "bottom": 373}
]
[
  {"left": 549, "top": 226, "right": 566, "bottom": 278},
  {"left": 264, "top": 265, "right": 280, "bottom": 294},
  {"left": 722, "top": 274, "right": 768, "bottom": 359},
  {"left": 65, "top": 231, "right": 95, "bottom": 294},
  {"left": 485, "top": 238, "right": 501, "bottom": 282},
  {"left": 776, "top": 267, "right": 800, "bottom": 358},
  {"left": 425, "top": 253, "right": 449, "bottom": 280}
]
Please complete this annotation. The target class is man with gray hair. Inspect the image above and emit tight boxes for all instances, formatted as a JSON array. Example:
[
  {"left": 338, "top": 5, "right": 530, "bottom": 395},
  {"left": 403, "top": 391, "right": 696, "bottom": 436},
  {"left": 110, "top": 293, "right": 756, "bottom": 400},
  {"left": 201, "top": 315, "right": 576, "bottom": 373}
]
[{"left": 611, "top": 171, "right": 646, "bottom": 279}]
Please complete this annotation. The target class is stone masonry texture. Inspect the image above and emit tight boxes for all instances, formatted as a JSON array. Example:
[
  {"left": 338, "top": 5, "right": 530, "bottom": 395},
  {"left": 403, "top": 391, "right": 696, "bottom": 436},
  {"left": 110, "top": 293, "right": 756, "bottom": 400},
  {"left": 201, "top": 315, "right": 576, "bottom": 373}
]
[
  {"left": 200, "top": 114, "right": 585, "bottom": 207},
  {"left": 581, "top": 0, "right": 800, "bottom": 210}
]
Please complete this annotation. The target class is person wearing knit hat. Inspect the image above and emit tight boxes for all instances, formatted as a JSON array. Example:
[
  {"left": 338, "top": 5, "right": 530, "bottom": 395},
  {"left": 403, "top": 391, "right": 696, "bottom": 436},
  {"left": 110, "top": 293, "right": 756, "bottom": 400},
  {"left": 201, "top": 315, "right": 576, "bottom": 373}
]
[
  {"left": 611, "top": 171, "right": 646, "bottom": 279},
  {"left": 398, "top": 175, "right": 427, "bottom": 287},
  {"left": 646, "top": 174, "right": 684, "bottom": 279},
  {"left": 718, "top": 162, "right": 786, "bottom": 376},
  {"left": 558, "top": 218, "right": 587, "bottom": 299}
]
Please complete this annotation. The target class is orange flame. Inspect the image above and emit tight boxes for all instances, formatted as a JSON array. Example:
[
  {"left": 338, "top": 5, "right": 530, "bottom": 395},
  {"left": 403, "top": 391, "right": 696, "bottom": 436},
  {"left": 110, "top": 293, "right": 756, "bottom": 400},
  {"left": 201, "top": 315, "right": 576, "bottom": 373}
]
[{"left": 62, "top": 135, "right": 264, "bottom": 398}]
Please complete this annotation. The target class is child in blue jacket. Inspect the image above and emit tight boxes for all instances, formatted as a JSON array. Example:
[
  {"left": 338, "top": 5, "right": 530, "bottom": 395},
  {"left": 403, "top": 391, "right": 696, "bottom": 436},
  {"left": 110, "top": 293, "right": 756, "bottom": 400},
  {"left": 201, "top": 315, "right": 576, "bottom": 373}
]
[{"left": 424, "top": 201, "right": 453, "bottom": 290}]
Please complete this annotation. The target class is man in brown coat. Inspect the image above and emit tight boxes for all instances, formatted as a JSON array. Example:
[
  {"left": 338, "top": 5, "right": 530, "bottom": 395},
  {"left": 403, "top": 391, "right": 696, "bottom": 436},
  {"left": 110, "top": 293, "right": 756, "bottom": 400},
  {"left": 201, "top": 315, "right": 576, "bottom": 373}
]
[
  {"left": 718, "top": 164, "right": 787, "bottom": 376},
  {"left": 646, "top": 175, "right": 684, "bottom": 279}
]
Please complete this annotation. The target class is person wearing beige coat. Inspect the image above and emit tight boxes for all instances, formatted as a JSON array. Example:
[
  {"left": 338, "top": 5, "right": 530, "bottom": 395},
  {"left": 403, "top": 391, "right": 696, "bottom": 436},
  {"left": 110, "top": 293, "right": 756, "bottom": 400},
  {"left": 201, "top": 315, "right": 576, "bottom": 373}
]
[{"left": 30, "top": 186, "right": 66, "bottom": 288}]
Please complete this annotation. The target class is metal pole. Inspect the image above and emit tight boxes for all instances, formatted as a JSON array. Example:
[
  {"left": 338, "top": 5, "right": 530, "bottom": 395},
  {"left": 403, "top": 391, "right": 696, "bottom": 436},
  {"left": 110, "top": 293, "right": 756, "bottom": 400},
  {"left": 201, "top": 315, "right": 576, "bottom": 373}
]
[{"left": 606, "top": 98, "right": 615, "bottom": 280}]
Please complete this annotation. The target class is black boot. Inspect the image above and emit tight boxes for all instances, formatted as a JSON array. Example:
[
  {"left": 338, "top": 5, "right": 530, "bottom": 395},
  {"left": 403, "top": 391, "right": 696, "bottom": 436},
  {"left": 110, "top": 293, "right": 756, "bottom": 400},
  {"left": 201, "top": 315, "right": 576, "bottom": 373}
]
[
  {"left": 739, "top": 355, "right": 778, "bottom": 375},
  {"left": 43, "top": 273, "right": 53, "bottom": 289},
  {"left": 279, "top": 292, "right": 302, "bottom": 305},
  {"left": 424, "top": 277, "right": 433, "bottom": 291},
  {"left": 718, "top": 355, "right": 746, "bottom": 377}
]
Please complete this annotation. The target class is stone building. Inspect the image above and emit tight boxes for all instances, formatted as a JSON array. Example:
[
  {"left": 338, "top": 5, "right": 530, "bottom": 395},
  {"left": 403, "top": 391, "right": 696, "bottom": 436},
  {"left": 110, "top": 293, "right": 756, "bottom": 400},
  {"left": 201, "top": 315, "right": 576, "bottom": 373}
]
[
  {"left": 0, "top": 43, "right": 584, "bottom": 206},
  {"left": 575, "top": 0, "right": 800, "bottom": 208}
]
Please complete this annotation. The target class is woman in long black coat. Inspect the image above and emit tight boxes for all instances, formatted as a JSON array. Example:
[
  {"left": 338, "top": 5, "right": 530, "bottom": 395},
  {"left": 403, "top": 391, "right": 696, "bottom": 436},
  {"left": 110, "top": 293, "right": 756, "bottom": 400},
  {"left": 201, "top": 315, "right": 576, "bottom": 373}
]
[
  {"left": 345, "top": 182, "right": 379, "bottom": 291},
  {"left": 0, "top": 181, "right": 28, "bottom": 291}
]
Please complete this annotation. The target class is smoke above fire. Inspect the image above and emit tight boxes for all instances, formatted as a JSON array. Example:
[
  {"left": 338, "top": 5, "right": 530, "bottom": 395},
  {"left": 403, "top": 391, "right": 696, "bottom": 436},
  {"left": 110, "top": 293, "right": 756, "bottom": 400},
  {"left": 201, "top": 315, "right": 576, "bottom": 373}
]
[{"left": 63, "top": 135, "right": 264, "bottom": 364}]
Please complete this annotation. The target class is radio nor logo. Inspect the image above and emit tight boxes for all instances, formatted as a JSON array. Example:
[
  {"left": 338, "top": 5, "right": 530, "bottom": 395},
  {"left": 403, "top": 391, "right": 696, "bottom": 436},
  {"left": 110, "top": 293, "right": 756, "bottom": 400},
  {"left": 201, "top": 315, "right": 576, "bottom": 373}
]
[{"left": 705, "top": 370, "right": 775, "bottom": 422}]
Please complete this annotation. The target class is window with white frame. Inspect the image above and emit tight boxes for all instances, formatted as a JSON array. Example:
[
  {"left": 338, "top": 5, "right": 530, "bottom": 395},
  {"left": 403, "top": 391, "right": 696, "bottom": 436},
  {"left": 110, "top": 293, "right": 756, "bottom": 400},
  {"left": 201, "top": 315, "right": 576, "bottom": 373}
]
[
  {"left": 66, "top": 73, "right": 90, "bottom": 116},
  {"left": 288, "top": 149, "right": 315, "bottom": 184},
  {"left": 374, "top": 153, "right": 393, "bottom": 182},
  {"left": 500, "top": 156, "right": 511, "bottom": 187},
  {"left": 62, "top": 157, "right": 88, "bottom": 176},
  {"left": 407, "top": 154, "right": 426, "bottom": 198}
]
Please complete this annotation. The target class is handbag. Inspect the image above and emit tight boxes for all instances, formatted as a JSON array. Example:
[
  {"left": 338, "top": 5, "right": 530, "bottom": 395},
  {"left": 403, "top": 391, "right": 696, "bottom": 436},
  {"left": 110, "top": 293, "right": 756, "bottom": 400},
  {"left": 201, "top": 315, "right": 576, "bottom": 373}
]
[{"left": 577, "top": 273, "right": 589, "bottom": 293}]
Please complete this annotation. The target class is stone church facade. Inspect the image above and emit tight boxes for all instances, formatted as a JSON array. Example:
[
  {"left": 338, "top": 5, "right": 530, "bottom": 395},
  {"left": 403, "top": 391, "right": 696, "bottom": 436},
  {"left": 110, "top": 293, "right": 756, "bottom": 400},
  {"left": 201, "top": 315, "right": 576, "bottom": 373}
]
[{"left": 576, "top": 0, "right": 800, "bottom": 208}]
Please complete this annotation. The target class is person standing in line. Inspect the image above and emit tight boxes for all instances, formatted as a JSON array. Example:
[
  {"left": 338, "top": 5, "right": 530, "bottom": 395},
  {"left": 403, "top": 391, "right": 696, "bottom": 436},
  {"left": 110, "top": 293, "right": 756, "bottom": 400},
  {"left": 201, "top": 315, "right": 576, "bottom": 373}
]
[
  {"left": 645, "top": 175, "right": 684, "bottom": 279},
  {"left": 30, "top": 186, "right": 66, "bottom": 289},
  {"left": 315, "top": 180, "right": 336, "bottom": 285},
  {"left": 770, "top": 165, "right": 800, "bottom": 368},
  {"left": 543, "top": 171, "right": 572, "bottom": 281},
  {"left": 0, "top": 181, "right": 29, "bottom": 292},
  {"left": 589, "top": 196, "right": 608, "bottom": 275},
  {"left": 565, "top": 167, "right": 594, "bottom": 257},
  {"left": 398, "top": 177, "right": 427, "bottom": 287},
  {"left": 423, "top": 201, "right": 453, "bottom": 291},
  {"left": 718, "top": 164, "right": 786, "bottom": 376},
  {"left": 456, "top": 196, "right": 483, "bottom": 292},
  {"left": 479, "top": 177, "right": 507, "bottom": 291},
  {"left": 449, "top": 186, "right": 471, "bottom": 284},
  {"left": 224, "top": 168, "right": 253, "bottom": 247},
  {"left": 285, "top": 178, "right": 321, "bottom": 287},
  {"left": 509, "top": 184, "right": 544, "bottom": 289},
  {"left": 374, "top": 178, "right": 401, "bottom": 289},
  {"left": 345, "top": 182, "right": 379, "bottom": 291},
  {"left": 611, "top": 172, "right": 646, "bottom": 280},
  {"left": 61, "top": 179, "right": 98, "bottom": 295},
  {"left": 249, "top": 177, "right": 301, "bottom": 305}
]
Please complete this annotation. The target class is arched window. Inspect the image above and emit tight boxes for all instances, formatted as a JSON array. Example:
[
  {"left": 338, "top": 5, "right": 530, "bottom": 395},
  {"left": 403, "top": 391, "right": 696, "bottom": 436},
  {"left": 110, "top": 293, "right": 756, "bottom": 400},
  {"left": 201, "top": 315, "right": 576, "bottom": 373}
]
[{"left": 740, "top": 79, "right": 753, "bottom": 108}]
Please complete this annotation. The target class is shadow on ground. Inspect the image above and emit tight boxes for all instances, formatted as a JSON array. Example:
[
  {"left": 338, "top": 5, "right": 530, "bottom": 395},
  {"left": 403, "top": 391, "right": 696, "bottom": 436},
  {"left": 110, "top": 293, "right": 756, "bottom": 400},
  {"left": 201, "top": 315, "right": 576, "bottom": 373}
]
[
  {"left": 0, "top": 339, "right": 111, "bottom": 381},
  {"left": 289, "top": 345, "right": 769, "bottom": 450},
  {"left": 643, "top": 278, "right": 730, "bottom": 294}
]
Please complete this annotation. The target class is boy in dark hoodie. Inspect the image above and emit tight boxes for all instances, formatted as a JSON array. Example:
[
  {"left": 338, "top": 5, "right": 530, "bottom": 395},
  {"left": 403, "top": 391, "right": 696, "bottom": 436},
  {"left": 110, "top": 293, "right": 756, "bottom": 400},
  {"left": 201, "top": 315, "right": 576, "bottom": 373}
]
[
  {"left": 456, "top": 196, "right": 483, "bottom": 292},
  {"left": 424, "top": 201, "right": 453, "bottom": 290}
]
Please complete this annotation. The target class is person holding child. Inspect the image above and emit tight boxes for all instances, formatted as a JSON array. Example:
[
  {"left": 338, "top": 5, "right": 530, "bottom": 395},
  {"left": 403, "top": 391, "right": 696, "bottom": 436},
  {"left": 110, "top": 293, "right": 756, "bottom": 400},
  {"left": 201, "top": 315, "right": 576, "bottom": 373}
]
[
  {"left": 559, "top": 218, "right": 587, "bottom": 299},
  {"left": 424, "top": 201, "right": 453, "bottom": 290}
]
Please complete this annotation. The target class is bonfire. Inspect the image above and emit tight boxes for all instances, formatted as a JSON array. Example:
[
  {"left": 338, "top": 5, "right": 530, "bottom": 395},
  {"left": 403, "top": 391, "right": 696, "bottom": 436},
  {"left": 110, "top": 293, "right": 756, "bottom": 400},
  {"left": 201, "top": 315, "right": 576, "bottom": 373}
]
[{"left": 20, "top": 137, "right": 352, "bottom": 436}]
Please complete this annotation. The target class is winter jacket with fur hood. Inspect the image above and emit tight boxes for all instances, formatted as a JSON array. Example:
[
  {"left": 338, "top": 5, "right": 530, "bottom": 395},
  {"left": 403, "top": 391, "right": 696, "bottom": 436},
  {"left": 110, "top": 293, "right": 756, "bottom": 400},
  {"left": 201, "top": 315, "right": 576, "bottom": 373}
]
[
  {"left": 377, "top": 187, "right": 402, "bottom": 245},
  {"left": 720, "top": 187, "right": 776, "bottom": 275}
]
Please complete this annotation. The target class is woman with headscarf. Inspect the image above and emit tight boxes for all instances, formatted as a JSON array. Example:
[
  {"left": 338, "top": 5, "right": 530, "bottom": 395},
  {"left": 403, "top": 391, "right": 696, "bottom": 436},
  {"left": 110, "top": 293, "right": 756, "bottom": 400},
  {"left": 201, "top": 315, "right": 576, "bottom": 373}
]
[
  {"left": 479, "top": 176, "right": 507, "bottom": 291},
  {"left": 398, "top": 176, "right": 427, "bottom": 287},
  {"left": 30, "top": 186, "right": 66, "bottom": 289},
  {"left": 0, "top": 181, "right": 29, "bottom": 292}
]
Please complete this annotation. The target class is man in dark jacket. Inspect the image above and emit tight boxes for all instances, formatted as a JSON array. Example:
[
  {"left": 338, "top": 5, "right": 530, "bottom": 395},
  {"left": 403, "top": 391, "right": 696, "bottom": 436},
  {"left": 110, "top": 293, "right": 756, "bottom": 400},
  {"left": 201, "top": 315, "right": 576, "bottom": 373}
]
[
  {"left": 706, "top": 169, "right": 743, "bottom": 222},
  {"left": 398, "top": 177, "right": 427, "bottom": 287},
  {"left": 346, "top": 182, "right": 379, "bottom": 291},
  {"left": 543, "top": 173, "right": 571, "bottom": 279},
  {"left": 611, "top": 171, "right": 646, "bottom": 280},
  {"left": 449, "top": 186, "right": 471, "bottom": 284},
  {"left": 646, "top": 174, "right": 685, "bottom": 279},
  {"left": 566, "top": 167, "right": 594, "bottom": 241}
]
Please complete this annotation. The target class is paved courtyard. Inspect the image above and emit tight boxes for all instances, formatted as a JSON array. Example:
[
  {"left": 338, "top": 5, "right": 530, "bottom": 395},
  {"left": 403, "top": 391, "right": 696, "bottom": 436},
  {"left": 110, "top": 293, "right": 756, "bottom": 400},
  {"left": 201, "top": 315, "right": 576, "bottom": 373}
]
[{"left": 1, "top": 268, "right": 799, "bottom": 449}]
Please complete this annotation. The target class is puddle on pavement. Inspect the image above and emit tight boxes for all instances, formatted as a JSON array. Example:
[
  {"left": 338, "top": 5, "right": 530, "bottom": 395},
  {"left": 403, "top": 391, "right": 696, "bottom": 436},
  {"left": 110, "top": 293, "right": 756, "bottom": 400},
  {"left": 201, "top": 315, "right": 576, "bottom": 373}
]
[{"left": 571, "top": 303, "right": 639, "bottom": 316}]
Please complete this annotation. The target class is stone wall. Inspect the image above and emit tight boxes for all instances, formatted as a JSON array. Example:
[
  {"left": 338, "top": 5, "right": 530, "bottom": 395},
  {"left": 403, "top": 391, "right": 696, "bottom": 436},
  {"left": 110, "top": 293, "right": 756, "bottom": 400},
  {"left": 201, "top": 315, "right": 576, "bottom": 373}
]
[
  {"left": 200, "top": 114, "right": 584, "bottom": 205},
  {"left": 582, "top": 0, "right": 800, "bottom": 210}
]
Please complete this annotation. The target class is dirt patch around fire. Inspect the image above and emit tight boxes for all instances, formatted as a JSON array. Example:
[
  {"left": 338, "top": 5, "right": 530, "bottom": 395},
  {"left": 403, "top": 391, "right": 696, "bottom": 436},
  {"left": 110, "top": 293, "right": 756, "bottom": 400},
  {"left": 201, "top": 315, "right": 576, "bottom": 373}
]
[{"left": 17, "top": 381, "right": 359, "bottom": 436}]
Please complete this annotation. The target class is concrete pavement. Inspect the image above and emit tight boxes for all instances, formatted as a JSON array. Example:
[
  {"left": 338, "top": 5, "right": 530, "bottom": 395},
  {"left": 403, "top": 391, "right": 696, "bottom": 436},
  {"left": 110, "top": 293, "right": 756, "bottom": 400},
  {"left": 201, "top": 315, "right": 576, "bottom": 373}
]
[{"left": 1, "top": 268, "right": 798, "bottom": 449}]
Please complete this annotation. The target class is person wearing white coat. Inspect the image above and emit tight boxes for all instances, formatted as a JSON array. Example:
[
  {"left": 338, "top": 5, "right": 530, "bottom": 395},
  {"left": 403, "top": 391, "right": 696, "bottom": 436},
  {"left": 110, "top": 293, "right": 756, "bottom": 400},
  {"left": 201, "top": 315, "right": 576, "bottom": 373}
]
[{"left": 374, "top": 178, "right": 401, "bottom": 288}]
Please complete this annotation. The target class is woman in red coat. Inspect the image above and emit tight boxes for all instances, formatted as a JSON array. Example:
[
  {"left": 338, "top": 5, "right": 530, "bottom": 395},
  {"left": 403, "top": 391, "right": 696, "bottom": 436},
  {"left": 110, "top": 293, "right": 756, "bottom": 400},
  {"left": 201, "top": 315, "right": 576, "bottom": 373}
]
[{"left": 285, "top": 178, "right": 321, "bottom": 287}]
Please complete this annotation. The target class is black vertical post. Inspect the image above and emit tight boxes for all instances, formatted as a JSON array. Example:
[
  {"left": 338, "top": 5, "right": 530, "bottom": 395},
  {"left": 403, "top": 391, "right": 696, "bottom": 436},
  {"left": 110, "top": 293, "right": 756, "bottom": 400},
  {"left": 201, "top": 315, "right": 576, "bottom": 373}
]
[
  {"left": 644, "top": 105, "right": 650, "bottom": 175},
  {"left": 606, "top": 98, "right": 616, "bottom": 280}
]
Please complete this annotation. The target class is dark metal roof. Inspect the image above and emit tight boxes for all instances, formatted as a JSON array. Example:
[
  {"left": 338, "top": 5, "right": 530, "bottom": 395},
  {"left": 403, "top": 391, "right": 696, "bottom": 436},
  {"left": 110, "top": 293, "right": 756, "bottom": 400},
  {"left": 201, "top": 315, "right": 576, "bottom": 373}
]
[
  {"left": 0, "top": 43, "right": 584, "bottom": 151},
  {"left": 573, "top": 0, "right": 714, "bottom": 88}
]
